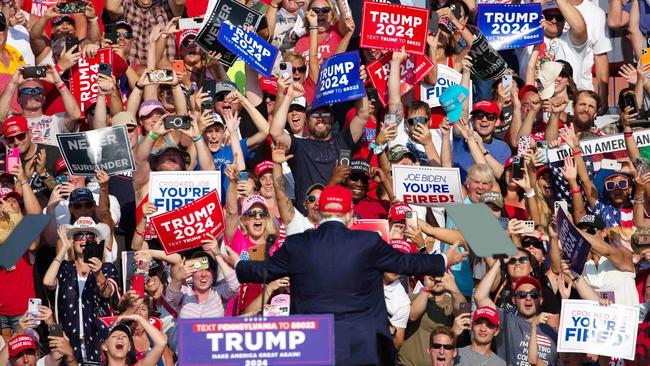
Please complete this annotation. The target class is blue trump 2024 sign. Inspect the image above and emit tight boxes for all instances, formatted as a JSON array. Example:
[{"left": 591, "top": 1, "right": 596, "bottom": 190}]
[
  {"left": 218, "top": 22, "right": 279, "bottom": 78},
  {"left": 477, "top": 3, "right": 543, "bottom": 50},
  {"left": 313, "top": 51, "right": 366, "bottom": 110},
  {"left": 177, "top": 315, "right": 335, "bottom": 365}
]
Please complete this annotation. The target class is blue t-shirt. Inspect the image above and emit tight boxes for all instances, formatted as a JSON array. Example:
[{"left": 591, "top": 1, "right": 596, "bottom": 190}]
[
  {"left": 196, "top": 138, "right": 253, "bottom": 202},
  {"left": 624, "top": 0, "right": 650, "bottom": 32},
  {"left": 452, "top": 134, "right": 512, "bottom": 182}
]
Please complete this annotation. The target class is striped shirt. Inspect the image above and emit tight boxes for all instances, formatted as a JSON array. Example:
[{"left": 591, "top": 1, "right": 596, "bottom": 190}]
[{"left": 164, "top": 271, "right": 240, "bottom": 319}]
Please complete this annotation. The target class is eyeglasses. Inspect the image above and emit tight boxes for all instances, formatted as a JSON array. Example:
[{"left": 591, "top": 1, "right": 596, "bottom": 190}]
[
  {"left": 71, "top": 201, "right": 95, "bottom": 209},
  {"left": 605, "top": 180, "right": 629, "bottom": 191},
  {"left": 5, "top": 132, "right": 27, "bottom": 144},
  {"left": 407, "top": 116, "right": 428, "bottom": 125},
  {"left": 311, "top": 6, "right": 331, "bottom": 14},
  {"left": 243, "top": 208, "right": 270, "bottom": 219},
  {"left": 544, "top": 13, "right": 565, "bottom": 22},
  {"left": 506, "top": 256, "right": 529, "bottom": 265},
  {"left": 116, "top": 31, "right": 133, "bottom": 39},
  {"left": 515, "top": 289, "right": 541, "bottom": 300},
  {"left": 215, "top": 93, "right": 227, "bottom": 102},
  {"left": 311, "top": 111, "right": 331, "bottom": 118},
  {"left": 306, "top": 195, "right": 318, "bottom": 203},
  {"left": 19, "top": 87, "right": 43, "bottom": 96},
  {"left": 293, "top": 66, "right": 307, "bottom": 74},
  {"left": 430, "top": 343, "right": 455, "bottom": 350},
  {"left": 181, "top": 39, "right": 195, "bottom": 48},
  {"left": 73, "top": 232, "right": 97, "bottom": 240},
  {"left": 472, "top": 111, "right": 497, "bottom": 121}
]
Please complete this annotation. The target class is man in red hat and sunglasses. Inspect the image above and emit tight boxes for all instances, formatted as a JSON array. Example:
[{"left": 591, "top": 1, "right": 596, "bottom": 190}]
[{"left": 236, "top": 185, "right": 467, "bottom": 365}]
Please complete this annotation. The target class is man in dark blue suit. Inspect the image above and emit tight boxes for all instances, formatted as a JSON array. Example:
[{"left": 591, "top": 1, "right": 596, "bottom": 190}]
[{"left": 236, "top": 185, "right": 468, "bottom": 365}]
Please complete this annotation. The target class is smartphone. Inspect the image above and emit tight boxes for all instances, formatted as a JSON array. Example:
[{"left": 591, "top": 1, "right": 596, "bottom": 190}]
[
  {"left": 366, "top": 88, "right": 381, "bottom": 112},
  {"left": 339, "top": 150, "right": 351, "bottom": 166},
  {"left": 448, "top": 2, "right": 462, "bottom": 20},
  {"left": 554, "top": 200, "right": 568, "bottom": 214},
  {"left": 618, "top": 87, "right": 639, "bottom": 116},
  {"left": 6, "top": 148, "right": 21, "bottom": 174},
  {"left": 28, "top": 298, "right": 41, "bottom": 317},
  {"left": 163, "top": 115, "right": 191, "bottom": 130},
  {"left": 64, "top": 36, "right": 78, "bottom": 52},
  {"left": 83, "top": 240, "right": 104, "bottom": 263},
  {"left": 48, "top": 323, "right": 63, "bottom": 337},
  {"left": 186, "top": 256, "right": 209, "bottom": 270},
  {"left": 502, "top": 73, "right": 513, "bottom": 91},
  {"left": 522, "top": 220, "right": 536, "bottom": 234},
  {"left": 600, "top": 158, "right": 622, "bottom": 171},
  {"left": 55, "top": 175, "right": 68, "bottom": 185},
  {"left": 458, "top": 302, "right": 471, "bottom": 315},
  {"left": 172, "top": 60, "right": 185, "bottom": 74},
  {"left": 238, "top": 171, "right": 249, "bottom": 182},
  {"left": 202, "top": 79, "right": 217, "bottom": 101},
  {"left": 600, "top": 291, "right": 616, "bottom": 304},
  {"left": 636, "top": 157, "right": 650, "bottom": 177},
  {"left": 148, "top": 69, "right": 174, "bottom": 83},
  {"left": 517, "top": 135, "right": 532, "bottom": 156},
  {"left": 131, "top": 274, "right": 145, "bottom": 297},
  {"left": 638, "top": 234, "right": 650, "bottom": 245},
  {"left": 178, "top": 17, "right": 203, "bottom": 30},
  {"left": 536, "top": 140, "right": 548, "bottom": 149},
  {"left": 428, "top": 11, "right": 439, "bottom": 34},
  {"left": 384, "top": 114, "right": 397, "bottom": 128},
  {"left": 498, "top": 217, "right": 510, "bottom": 230},
  {"left": 104, "top": 23, "right": 117, "bottom": 44},
  {"left": 278, "top": 62, "right": 293, "bottom": 81},
  {"left": 57, "top": 1, "right": 87, "bottom": 14},
  {"left": 405, "top": 210, "right": 417, "bottom": 229},
  {"left": 22, "top": 66, "right": 46, "bottom": 79},
  {"left": 511, "top": 156, "right": 524, "bottom": 180},
  {"left": 98, "top": 63, "right": 112, "bottom": 77}
]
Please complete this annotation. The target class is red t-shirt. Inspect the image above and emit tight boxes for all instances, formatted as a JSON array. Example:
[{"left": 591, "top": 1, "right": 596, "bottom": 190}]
[
  {"left": 294, "top": 26, "right": 342, "bottom": 68},
  {"left": 354, "top": 197, "right": 390, "bottom": 219},
  {"left": 505, "top": 204, "right": 528, "bottom": 220},
  {"left": 0, "top": 253, "right": 35, "bottom": 316}
]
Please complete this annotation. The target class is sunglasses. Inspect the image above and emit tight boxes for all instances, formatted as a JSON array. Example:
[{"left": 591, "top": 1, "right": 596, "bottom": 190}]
[
  {"left": 116, "top": 31, "right": 133, "bottom": 39},
  {"left": 544, "top": 13, "right": 565, "bottom": 22},
  {"left": 605, "top": 180, "right": 629, "bottom": 191},
  {"left": 215, "top": 93, "right": 227, "bottom": 102},
  {"left": 19, "top": 87, "right": 43, "bottom": 96},
  {"left": 293, "top": 66, "right": 307, "bottom": 74},
  {"left": 472, "top": 111, "right": 497, "bottom": 121},
  {"left": 71, "top": 201, "right": 95, "bottom": 209},
  {"left": 311, "top": 6, "right": 331, "bottom": 14},
  {"left": 407, "top": 116, "right": 428, "bottom": 125},
  {"left": 506, "top": 256, "right": 529, "bottom": 265},
  {"left": 73, "top": 232, "right": 97, "bottom": 240},
  {"left": 306, "top": 195, "right": 318, "bottom": 203},
  {"left": 0, "top": 22, "right": 6, "bottom": 32},
  {"left": 243, "top": 208, "right": 270, "bottom": 219},
  {"left": 523, "top": 241, "right": 544, "bottom": 250},
  {"left": 515, "top": 289, "right": 541, "bottom": 300},
  {"left": 311, "top": 111, "right": 331, "bottom": 118},
  {"left": 579, "top": 225, "right": 597, "bottom": 235},
  {"left": 430, "top": 343, "right": 455, "bottom": 350},
  {"left": 5, "top": 132, "right": 27, "bottom": 144}
]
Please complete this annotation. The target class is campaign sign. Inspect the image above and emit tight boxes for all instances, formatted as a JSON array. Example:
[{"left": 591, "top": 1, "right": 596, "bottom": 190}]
[
  {"left": 69, "top": 48, "right": 112, "bottom": 115},
  {"left": 196, "top": 0, "right": 263, "bottom": 66},
  {"left": 56, "top": 126, "right": 135, "bottom": 176},
  {"left": 417, "top": 64, "right": 472, "bottom": 108},
  {"left": 351, "top": 219, "right": 390, "bottom": 243},
  {"left": 312, "top": 51, "right": 366, "bottom": 110},
  {"left": 150, "top": 190, "right": 225, "bottom": 254},
  {"left": 546, "top": 128, "right": 650, "bottom": 163},
  {"left": 360, "top": 2, "right": 428, "bottom": 54},
  {"left": 149, "top": 171, "right": 222, "bottom": 216},
  {"left": 477, "top": 4, "right": 543, "bottom": 50},
  {"left": 392, "top": 165, "right": 462, "bottom": 207},
  {"left": 217, "top": 22, "right": 278, "bottom": 78},
  {"left": 558, "top": 300, "right": 639, "bottom": 360},
  {"left": 177, "top": 315, "right": 335, "bottom": 365},
  {"left": 556, "top": 207, "right": 591, "bottom": 275},
  {"left": 366, "top": 52, "right": 434, "bottom": 106}
]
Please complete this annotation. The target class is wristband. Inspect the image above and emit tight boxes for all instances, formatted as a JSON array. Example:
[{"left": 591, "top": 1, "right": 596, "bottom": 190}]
[
  {"left": 624, "top": 133, "right": 633, "bottom": 139},
  {"left": 135, "top": 229, "right": 144, "bottom": 237},
  {"left": 135, "top": 82, "right": 144, "bottom": 90},
  {"left": 482, "top": 150, "right": 490, "bottom": 156},
  {"left": 422, "top": 287, "right": 430, "bottom": 293},
  {"left": 633, "top": 197, "right": 645, "bottom": 205},
  {"left": 149, "top": 132, "right": 159, "bottom": 141},
  {"left": 88, "top": 16, "right": 98, "bottom": 21},
  {"left": 569, "top": 187, "right": 581, "bottom": 195},
  {"left": 572, "top": 149, "right": 582, "bottom": 157},
  {"left": 192, "top": 135, "right": 203, "bottom": 143},
  {"left": 269, "top": 4, "right": 278, "bottom": 8},
  {"left": 537, "top": 232, "right": 543, "bottom": 241},
  {"left": 56, "top": 82, "right": 66, "bottom": 90},
  {"left": 572, "top": 275, "right": 580, "bottom": 282},
  {"left": 54, "top": 64, "right": 64, "bottom": 75},
  {"left": 308, "top": 26, "right": 319, "bottom": 30},
  {"left": 524, "top": 190, "right": 536, "bottom": 198},
  {"left": 53, "top": 258, "right": 62, "bottom": 264}
]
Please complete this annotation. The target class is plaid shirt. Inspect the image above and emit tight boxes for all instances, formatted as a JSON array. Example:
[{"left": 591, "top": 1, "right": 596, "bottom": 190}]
[{"left": 120, "top": 0, "right": 176, "bottom": 65}]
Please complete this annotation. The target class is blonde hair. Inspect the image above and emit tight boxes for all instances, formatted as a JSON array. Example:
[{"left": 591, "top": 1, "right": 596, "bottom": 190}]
[
  {"left": 306, "top": 0, "right": 339, "bottom": 29},
  {"left": 282, "top": 51, "right": 305, "bottom": 63},
  {"left": 239, "top": 215, "right": 278, "bottom": 239}
]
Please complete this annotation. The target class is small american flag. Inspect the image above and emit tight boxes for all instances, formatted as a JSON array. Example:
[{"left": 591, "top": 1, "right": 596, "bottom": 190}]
[{"left": 535, "top": 333, "right": 553, "bottom": 348}]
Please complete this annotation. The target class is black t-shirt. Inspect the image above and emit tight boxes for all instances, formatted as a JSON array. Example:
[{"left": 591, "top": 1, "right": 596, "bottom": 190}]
[
  {"left": 108, "top": 173, "right": 136, "bottom": 247},
  {"left": 240, "top": 101, "right": 269, "bottom": 170},
  {"left": 288, "top": 129, "right": 356, "bottom": 215}
]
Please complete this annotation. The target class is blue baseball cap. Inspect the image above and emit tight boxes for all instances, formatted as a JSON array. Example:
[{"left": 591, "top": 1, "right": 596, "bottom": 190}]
[{"left": 439, "top": 85, "right": 469, "bottom": 123}]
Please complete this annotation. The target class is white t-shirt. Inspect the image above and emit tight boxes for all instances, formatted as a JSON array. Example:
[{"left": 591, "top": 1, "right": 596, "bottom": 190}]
[
  {"left": 583, "top": 256, "right": 639, "bottom": 307},
  {"left": 28, "top": 113, "right": 76, "bottom": 146},
  {"left": 7, "top": 23, "right": 35, "bottom": 66},
  {"left": 516, "top": 31, "right": 587, "bottom": 85},
  {"left": 384, "top": 280, "right": 411, "bottom": 329},
  {"left": 285, "top": 208, "right": 316, "bottom": 236}
]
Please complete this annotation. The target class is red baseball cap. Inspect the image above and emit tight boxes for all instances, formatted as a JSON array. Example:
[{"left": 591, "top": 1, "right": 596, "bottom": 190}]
[
  {"left": 2, "top": 115, "right": 29, "bottom": 137},
  {"left": 473, "top": 306, "right": 500, "bottom": 327},
  {"left": 513, "top": 275, "right": 542, "bottom": 292},
  {"left": 56, "top": 157, "right": 67, "bottom": 174},
  {"left": 0, "top": 187, "right": 21, "bottom": 201},
  {"left": 503, "top": 156, "right": 513, "bottom": 169},
  {"left": 390, "top": 239, "right": 416, "bottom": 253},
  {"left": 388, "top": 202, "right": 412, "bottom": 221},
  {"left": 318, "top": 185, "right": 353, "bottom": 214},
  {"left": 518, "top": 84, "right": 538, "bottom": 100},
  {"left": 8, "top": 334, "right": 37, "bottom": 358},
  {"left": 260, "top": 77, "right": 278, "bottom": 96},
  {"left": 471, "top": 100, "right": 500, "bottom": 117},
  {"left": 255, "top": 160, "right": 274, "bottom": 176}
]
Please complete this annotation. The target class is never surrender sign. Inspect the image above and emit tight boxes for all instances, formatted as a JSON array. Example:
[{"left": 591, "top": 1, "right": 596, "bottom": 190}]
[
  {"left": 312, "top": 51, "right": 366, "bottom": 110},
  {"left": 217, "top": 22, "right": 278, "bottom": 78},
  {"left": 177, "top": 315, "right": 335, "bottom": 365},
  {"left": 557, "top": 207, "right": 590, "bottom": 275},
  {"left": 150, "top": 190, "right": 224, "bottom": 254},
  {"left": 69, "top": 48, "right": 112, "bottom": 116},
  {"left": 392, "top": 165, "right": 462, "bottom": 206},
  {"left": 360, "top": 2, "right": 428, "bottom": 55},
  {"left": 558, "top": 300, "right": 639, "bottom": 360},
  {"left": 56, "top": 126, "right": 135, "bottom": 176},
  {"left": 477, "top": 3, "right": 543, "bottom": 50},
  {"left": 366, "top": 52, "right": 434, "bottom": 106},
  {"left": 149, "top": 171, "right": 222, "bottom": 215}
]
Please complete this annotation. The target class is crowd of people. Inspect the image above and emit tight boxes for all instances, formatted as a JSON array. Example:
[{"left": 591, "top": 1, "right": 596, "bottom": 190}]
[{"left": 0, "top": 0, "right": 648, "bottom": 365}]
